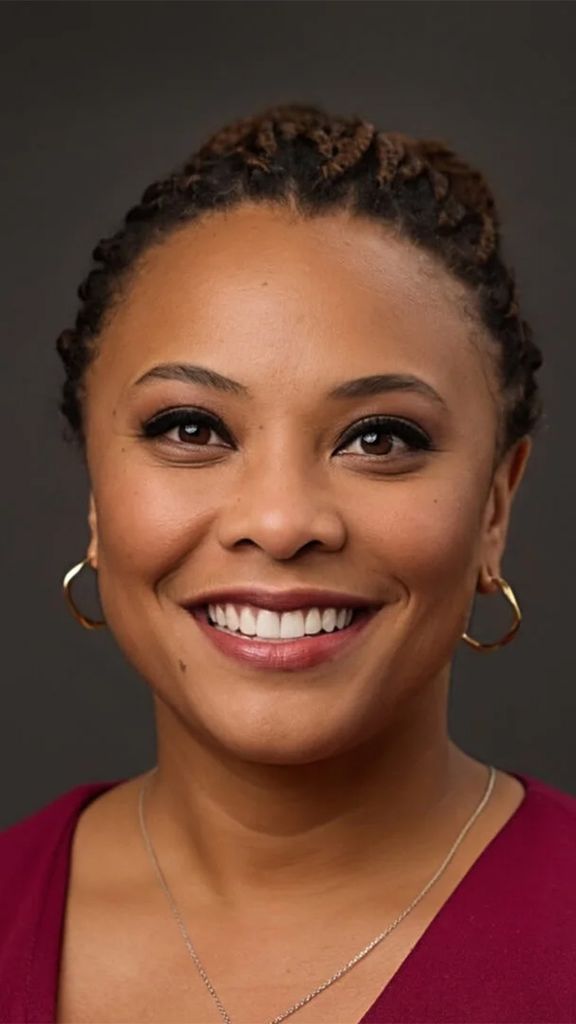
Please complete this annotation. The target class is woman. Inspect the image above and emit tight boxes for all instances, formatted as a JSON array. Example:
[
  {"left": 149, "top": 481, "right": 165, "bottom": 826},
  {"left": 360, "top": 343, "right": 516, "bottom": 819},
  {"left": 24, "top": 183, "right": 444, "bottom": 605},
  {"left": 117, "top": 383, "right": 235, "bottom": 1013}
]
[{"left": 1, "top": 103, "right": 575, "bottom": 1024}]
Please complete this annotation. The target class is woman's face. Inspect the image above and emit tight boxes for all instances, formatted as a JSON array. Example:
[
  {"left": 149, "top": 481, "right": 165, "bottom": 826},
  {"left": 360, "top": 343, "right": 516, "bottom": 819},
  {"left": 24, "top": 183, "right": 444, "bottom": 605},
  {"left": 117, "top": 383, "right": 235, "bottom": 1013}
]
[{"left": 83, "top": 203, "right": 530, "bottom": 764}]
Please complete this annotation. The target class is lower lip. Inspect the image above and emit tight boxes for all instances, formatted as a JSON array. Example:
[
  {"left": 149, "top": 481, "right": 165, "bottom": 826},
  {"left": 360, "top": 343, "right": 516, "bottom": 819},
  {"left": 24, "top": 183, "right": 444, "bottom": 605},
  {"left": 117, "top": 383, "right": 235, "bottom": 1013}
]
[{"left": 188, "top": 607, "right": 381, "bottom": 671}]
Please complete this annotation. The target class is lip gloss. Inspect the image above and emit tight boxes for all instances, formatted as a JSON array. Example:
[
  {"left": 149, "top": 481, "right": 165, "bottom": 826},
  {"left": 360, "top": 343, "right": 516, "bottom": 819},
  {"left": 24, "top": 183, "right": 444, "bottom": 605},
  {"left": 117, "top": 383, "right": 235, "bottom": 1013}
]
[{"left": 188, "top": 606, "right": 379, "bottom": 671}]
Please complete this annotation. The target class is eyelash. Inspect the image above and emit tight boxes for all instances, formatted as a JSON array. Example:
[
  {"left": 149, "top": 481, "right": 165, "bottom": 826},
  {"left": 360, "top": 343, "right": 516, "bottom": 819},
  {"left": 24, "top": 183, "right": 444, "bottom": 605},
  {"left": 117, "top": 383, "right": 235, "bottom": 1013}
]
[{"left": 140, "top": 407, "right": 435, "bottom": 461}]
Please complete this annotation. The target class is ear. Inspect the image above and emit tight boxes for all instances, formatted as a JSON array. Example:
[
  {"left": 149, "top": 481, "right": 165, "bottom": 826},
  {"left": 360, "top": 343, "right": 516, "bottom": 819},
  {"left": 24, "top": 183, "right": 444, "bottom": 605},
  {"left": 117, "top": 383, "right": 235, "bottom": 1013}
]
[
  {"left": 86, "top": 491, "right": 99, "bottom": 569},
  {"left": 477, "top": 436, "right": 532, "bottom": 594}
]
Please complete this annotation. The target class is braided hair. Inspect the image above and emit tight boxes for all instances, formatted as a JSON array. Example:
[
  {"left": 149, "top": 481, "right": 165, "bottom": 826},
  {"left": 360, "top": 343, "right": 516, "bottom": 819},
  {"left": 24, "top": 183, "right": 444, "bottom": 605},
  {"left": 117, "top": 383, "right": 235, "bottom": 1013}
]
[{"left": 55, "top": 103, "right": 543, "bottom": 463}]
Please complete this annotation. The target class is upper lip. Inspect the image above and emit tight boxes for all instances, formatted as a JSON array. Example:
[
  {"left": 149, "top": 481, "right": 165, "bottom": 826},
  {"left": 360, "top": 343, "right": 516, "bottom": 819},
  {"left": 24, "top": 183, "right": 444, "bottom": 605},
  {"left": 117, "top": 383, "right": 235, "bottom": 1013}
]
[{"left": 182, "top": 588, "right": 383, "bottom": 613}]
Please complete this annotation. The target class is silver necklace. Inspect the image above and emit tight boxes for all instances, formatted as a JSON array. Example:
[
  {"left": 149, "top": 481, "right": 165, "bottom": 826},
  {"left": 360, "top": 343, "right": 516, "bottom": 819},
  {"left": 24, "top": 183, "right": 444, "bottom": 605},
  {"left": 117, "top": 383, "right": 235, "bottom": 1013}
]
[{"left": 138, "top": 762, "right": 496, "bottom": 1024}]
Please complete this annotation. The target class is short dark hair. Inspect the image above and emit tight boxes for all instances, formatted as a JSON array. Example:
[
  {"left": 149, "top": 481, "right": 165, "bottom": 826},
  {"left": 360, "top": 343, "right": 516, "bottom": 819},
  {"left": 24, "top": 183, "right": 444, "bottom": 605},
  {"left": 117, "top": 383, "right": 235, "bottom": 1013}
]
[{"left": 55, "top": 102, "right": 543, "bottom": 463}]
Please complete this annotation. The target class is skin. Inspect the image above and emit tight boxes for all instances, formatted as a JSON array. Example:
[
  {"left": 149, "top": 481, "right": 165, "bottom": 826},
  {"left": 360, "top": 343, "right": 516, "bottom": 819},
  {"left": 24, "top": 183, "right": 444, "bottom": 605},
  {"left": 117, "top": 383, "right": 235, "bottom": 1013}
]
[{"left": 59, "top": 202, "right": 532, "bottom": 1022}]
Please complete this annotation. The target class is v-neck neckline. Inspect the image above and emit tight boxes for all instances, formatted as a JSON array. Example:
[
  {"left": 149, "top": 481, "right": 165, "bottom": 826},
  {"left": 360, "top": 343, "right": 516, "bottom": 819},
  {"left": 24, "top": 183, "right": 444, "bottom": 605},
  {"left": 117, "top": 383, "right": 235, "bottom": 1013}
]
[
  {"left": 48, "top": 769, "right": 533, "bottom": 1024},
  {"left": 356, "top": 769, "right": 531, "bottom": 1022}
]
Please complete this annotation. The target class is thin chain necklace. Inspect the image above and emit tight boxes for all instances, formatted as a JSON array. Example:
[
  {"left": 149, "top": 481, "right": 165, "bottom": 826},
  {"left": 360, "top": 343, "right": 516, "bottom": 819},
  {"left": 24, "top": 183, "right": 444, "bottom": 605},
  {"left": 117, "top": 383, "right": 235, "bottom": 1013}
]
[{"left": 138, "top": 762, "right": 496, "bottom": 1024}]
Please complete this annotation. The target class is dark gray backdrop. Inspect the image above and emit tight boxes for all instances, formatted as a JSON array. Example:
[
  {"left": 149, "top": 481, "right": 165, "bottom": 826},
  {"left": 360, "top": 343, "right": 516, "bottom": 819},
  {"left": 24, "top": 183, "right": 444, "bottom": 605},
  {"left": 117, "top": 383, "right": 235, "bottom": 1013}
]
[{"left": 2, "top": 0, "right": 574, "bottom": 829}]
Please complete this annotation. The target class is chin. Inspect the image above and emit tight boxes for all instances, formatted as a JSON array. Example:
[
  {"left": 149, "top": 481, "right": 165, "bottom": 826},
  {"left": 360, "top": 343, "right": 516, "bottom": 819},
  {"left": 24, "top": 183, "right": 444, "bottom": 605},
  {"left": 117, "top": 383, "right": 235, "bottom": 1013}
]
[
  {"left": 195, "top": 692, "right": 375, "bottom": 766},
  {"left": 212, "top": 732, "right": 355, "bottom": 767}
]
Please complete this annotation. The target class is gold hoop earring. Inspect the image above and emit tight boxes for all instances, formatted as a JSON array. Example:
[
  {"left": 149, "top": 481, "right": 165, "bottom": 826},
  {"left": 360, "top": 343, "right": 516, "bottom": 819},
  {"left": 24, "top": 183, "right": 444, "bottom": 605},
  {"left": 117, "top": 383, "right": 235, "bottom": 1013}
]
[
  {"left": 62, "top": 557, "right": 107, "bottom": 630},
  {"left": 462, "top": 575, "right": 521, "bottom": 652}
]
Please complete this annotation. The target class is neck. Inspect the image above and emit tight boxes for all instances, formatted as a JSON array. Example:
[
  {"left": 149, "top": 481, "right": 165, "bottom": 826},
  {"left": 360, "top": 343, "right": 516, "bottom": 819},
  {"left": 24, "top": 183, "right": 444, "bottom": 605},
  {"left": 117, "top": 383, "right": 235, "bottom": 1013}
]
[{"left": 145, "top": 675, "right": 485, "bottom": 904}]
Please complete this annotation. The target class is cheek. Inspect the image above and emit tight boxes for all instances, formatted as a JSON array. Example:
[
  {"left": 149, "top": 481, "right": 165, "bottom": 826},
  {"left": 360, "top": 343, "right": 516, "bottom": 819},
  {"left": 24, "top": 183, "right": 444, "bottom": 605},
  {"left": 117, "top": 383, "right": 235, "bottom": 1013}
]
[
  {"left": 356, "top": 478, "right": 483, "bottom": 595},
  {"left": 91, "top": 463, "right": 214, "bottom": 682},
  {"left": 94, "top": 462, "right": 216, "bottom": 580}
]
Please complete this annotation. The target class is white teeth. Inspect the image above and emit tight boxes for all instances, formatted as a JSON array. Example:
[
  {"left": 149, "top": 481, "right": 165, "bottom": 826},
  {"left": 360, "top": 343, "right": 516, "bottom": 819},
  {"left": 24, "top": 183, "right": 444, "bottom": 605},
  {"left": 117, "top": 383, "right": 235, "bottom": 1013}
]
[
  {"left": 239, "top": 606, "right": 257, "bottom": 636},
  {"left": 321, "top": 608, "right": 337, "bottom": 632},
  {"left": 280, "top": 610, "right": 305, "bottom": 639},
  {"left": 256, "top": 609, "right": 281, "bottom": 639},
  {"left": 304, "top": 608, "right": 323, "bottom": 635},
  {"left": 225, "top": 604, "right": 240, "bottom": 632},
  {"left": 206, "top": 604, "right": 357, "bottom": 639}
]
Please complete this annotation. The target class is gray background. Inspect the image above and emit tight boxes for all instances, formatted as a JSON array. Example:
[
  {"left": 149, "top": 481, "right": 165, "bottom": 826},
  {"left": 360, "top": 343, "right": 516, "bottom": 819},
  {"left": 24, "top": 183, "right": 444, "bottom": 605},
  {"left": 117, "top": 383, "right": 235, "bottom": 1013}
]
[{"left": 1, "top": 0, "right": 574, "bottom": 829}]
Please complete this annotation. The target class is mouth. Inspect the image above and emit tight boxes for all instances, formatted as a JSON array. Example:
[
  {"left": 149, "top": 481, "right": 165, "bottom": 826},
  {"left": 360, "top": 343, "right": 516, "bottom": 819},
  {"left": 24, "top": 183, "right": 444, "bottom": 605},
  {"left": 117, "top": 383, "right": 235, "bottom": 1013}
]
[{"left": 187, "top": 603, "right": 382, "bottom": 671}]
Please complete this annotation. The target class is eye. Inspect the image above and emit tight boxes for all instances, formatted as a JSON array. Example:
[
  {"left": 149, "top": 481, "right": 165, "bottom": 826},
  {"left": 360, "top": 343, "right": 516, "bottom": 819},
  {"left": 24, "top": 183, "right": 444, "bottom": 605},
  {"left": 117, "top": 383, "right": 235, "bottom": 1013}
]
[
  {"left": 335, "top": 416, "right": 434, "bottom": 460},
  {"left": 140, "top": 408, "right": 435, "bottom": 462},
  {"left": 141, "top": 408, "right": 234, "bottom": 449}
]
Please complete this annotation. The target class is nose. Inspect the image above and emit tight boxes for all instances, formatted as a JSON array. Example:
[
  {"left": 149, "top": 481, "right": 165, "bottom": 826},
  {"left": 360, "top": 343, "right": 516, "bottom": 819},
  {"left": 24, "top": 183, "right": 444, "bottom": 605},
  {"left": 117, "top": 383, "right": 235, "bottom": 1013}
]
[{"left": 216, "top": 449, "right": 347, "bottom": 561}]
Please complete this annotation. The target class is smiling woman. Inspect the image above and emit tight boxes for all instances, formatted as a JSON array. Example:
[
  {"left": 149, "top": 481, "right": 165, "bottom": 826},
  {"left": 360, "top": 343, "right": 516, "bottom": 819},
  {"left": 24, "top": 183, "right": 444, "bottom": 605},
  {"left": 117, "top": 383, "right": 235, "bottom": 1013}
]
[{"left": 1, "top": 104, "right": 575, "bottom": 1024}]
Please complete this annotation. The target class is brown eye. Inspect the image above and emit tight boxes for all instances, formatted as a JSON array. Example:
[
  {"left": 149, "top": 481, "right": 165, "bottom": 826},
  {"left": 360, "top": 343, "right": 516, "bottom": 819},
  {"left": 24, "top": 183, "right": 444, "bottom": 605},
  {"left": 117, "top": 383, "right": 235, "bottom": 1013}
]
[
  {"left": 176, "top": 421, "right": 216, "bottom": 445},
  {"left": 141, "top": 408, "right": 233, "bottom": 448},
  {"left": 350, "top": 428, "right": 394, "bottom": 456},
  {"left": 340, "top": 429, "right": 405, "bottom": 458},
  {"left": 336, "top": 416, "right": 433, "bottom": 459}
]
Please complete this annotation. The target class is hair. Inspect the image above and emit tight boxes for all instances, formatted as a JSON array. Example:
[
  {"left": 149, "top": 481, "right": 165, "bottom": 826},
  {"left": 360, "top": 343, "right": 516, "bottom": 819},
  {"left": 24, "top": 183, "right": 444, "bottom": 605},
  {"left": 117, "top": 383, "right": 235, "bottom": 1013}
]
[{"left": 55, "top": 102, "right": 543, "bottom": 465}]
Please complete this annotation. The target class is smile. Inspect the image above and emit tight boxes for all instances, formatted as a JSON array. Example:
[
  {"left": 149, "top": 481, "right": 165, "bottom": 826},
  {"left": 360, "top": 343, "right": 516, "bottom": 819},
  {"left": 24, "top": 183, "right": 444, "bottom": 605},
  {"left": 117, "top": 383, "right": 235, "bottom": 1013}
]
[
  {"left": 188, "top": 604, "right": 381, "bottom": 671},
  {"left": 207, "top": 602, "right": 356, "bottom": 640}
]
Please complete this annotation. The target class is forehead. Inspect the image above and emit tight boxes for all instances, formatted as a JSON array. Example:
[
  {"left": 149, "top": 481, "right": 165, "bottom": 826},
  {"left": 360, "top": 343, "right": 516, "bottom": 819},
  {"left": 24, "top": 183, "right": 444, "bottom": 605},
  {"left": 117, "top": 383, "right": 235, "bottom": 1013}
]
[{"left": 90, "top": 203, "right": 498, "bottom": 414}]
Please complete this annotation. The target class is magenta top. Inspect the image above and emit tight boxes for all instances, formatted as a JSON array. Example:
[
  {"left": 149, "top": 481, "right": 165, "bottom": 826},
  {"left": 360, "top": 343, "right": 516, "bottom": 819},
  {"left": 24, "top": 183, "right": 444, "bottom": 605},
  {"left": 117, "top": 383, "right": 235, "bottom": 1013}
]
[{"left": 1, "top": 769, "right": 576, "bottom": 1023}]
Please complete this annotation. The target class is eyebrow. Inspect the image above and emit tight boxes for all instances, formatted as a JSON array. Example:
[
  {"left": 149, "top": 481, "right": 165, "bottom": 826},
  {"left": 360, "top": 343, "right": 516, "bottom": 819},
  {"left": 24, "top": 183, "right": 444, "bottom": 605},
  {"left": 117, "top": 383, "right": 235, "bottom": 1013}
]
[
  {"left": 132, "top": 363, "right": 447, "bottom": 408},
  {"left": 328, "top": 373, "right": 446, "bottom": 407},
  {"left": 133, "top": 363, "right": 247, "bottom": 395}
]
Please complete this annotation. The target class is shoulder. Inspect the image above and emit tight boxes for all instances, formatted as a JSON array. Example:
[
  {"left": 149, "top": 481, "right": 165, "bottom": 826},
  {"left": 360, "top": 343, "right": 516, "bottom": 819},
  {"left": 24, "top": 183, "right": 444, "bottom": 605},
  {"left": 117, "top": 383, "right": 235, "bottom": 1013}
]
[
  {"left": 512, "top": 769, "right": 576, "bottom": 837},
  {"left": 0, "top": 779, "right": 123, "bottom": 879},
  {"left": 0, "top": 778, "right": 126, "bottom": 1021},
  {"left": 464, "top": 772, "right": 576, "bottom": 1012},
  {"left": 495, "top": 770, "right": 576, "bottom": 910},
  {"left": 0, "top": 778, "right": 125, "bottom": 930}
]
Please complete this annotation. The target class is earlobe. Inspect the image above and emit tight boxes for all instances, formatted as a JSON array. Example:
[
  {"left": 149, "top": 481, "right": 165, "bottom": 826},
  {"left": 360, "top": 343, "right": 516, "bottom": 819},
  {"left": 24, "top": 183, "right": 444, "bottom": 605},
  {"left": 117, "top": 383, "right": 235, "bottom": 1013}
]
[{"left": 477, "top": 565, "right": 500, "bottom": 595}]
